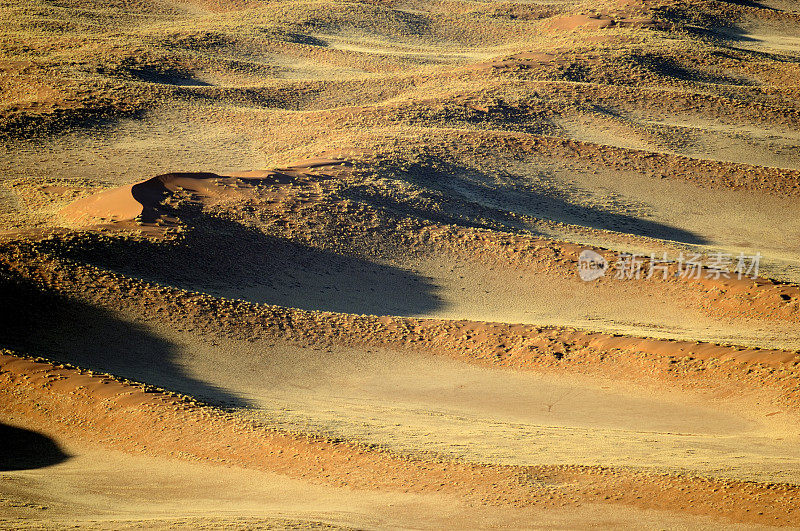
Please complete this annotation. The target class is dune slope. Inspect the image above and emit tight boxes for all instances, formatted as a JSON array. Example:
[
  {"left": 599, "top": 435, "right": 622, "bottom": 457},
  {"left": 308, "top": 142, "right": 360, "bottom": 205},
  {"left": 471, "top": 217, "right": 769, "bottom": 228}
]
[{"left": 2, "top": 0, "right": 800, "bottom": 527}]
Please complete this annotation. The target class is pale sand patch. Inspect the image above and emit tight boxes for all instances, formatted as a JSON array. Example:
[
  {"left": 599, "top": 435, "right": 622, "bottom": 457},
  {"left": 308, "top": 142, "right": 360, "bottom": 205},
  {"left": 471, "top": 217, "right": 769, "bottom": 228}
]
[
  {"left": 0, "top": 433, "right": 765, "bottom": 529},
  {"left": 99, "top": 325, "right": 800, "bottom": 484},
  {"left": 555, "top": 113, "right": 800, "bottom": 171}
]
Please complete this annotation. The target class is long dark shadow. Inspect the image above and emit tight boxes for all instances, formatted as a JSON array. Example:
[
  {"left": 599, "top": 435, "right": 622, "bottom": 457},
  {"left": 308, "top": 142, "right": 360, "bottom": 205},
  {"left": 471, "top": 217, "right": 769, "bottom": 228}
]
[
  {"left": 0, "top": 423, "right": 70, "bottom": 471},
  {"left": 0, "top": 268, "right": 252, "bottom": 408},
  {"left": 348, "top": 162, "right": 710, "bottom": 246},
  {"left": 43, "top": 217, "right": 444, "bottom": 317}
]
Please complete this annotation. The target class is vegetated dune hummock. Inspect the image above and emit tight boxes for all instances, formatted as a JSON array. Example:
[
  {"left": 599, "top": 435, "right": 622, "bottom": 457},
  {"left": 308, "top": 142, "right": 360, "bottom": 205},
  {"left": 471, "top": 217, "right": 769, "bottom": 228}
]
[{"left": 2, "top": 0, "right": 800, "bottom": 527}]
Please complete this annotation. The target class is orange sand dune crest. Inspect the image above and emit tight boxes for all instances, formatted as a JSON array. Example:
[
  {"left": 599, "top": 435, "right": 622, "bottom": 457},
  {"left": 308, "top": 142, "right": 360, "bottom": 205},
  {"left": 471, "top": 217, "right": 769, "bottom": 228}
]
[
  {"left": 59, "top": 158, "right": 350, "bottom": 227},
  {"left": 60, "top": 172, "right": 221, "bottom": 226}
]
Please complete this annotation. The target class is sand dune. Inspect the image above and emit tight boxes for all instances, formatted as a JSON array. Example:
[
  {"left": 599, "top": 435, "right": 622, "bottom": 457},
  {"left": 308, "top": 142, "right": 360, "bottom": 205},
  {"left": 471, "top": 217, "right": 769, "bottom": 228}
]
[
  {"left": 3, "top": 352, "right": 800, "bottom": 528},
  {"left": 3, "top": 0, "right": 800, "bottom": 526},
  {"left": 43, "top": 166, "right": 800, "bottom": 350}
]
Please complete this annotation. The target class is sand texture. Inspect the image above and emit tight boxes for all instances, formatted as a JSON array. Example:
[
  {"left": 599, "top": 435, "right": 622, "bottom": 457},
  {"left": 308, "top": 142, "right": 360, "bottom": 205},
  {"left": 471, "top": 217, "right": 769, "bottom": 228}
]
[{"left": 2, "top": 0, "right": 800, "bottom": 527}]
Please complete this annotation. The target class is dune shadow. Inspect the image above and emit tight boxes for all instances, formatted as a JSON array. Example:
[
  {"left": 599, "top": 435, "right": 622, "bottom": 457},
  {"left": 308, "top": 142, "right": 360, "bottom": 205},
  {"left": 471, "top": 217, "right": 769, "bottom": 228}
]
[
  {"left": 654, "top": 4, "right": 800, "bottom": 60},
  {"left": 44, "top": 217, "right": 443, "bottom": 317},
  {"left": 708, "top": 25, "right": 800, "bottom": 60},
  {"left": 701, "top": 25, "right": 760, "bottom": 44},
  {"left": 0, "top": 267, "right": 252, "bottom": 408},
  {"left": 679, "top": 22, "right": 800, "bottom": 63},
  {"left": 0, "top": 424, "right": 70, "bottom": 471},
  {"left": 709, "top": 0, "right": 780, "bottom": 10},
  {"left": 629, "top": 52, "right": 756, "bottom": 85},
  {"left": 126, "top": 67, "right": 212, "bottom": 87},
  {"left": 349, "top": 162, "right": 709, "bottom": 245}
]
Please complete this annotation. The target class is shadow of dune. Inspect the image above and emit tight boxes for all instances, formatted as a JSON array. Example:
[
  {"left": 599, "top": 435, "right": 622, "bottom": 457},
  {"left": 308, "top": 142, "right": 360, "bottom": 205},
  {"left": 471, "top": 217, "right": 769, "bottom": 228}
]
[
  {"left": 126, "top": 67, "right": 212, "bottom": 87},
  {"left": 712, "top": 0, "right": 781, "bottom": 10},
  {"left": 657, "top": 5, "right": 800, "bottom": 62},
  {"left": 43, "top": 216, "right": 443, "bottom": 317},
  {"left": 355, "top": 162, "right": 709, "bottom": 245},
  {"left": 630, "top": 52, "right": 756, "bottom": 86},
  {"left": 696, "top": 25, "right": 760, "bottom": 44},
  {"left": 0, "top": 424, "right": 70, "bottom": 471},
  {"left": 0, "top": 267, "right": 252, "bottom": 408},
  {"left": 510, "top": 187, "right": 708, "bottom": 244}
]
